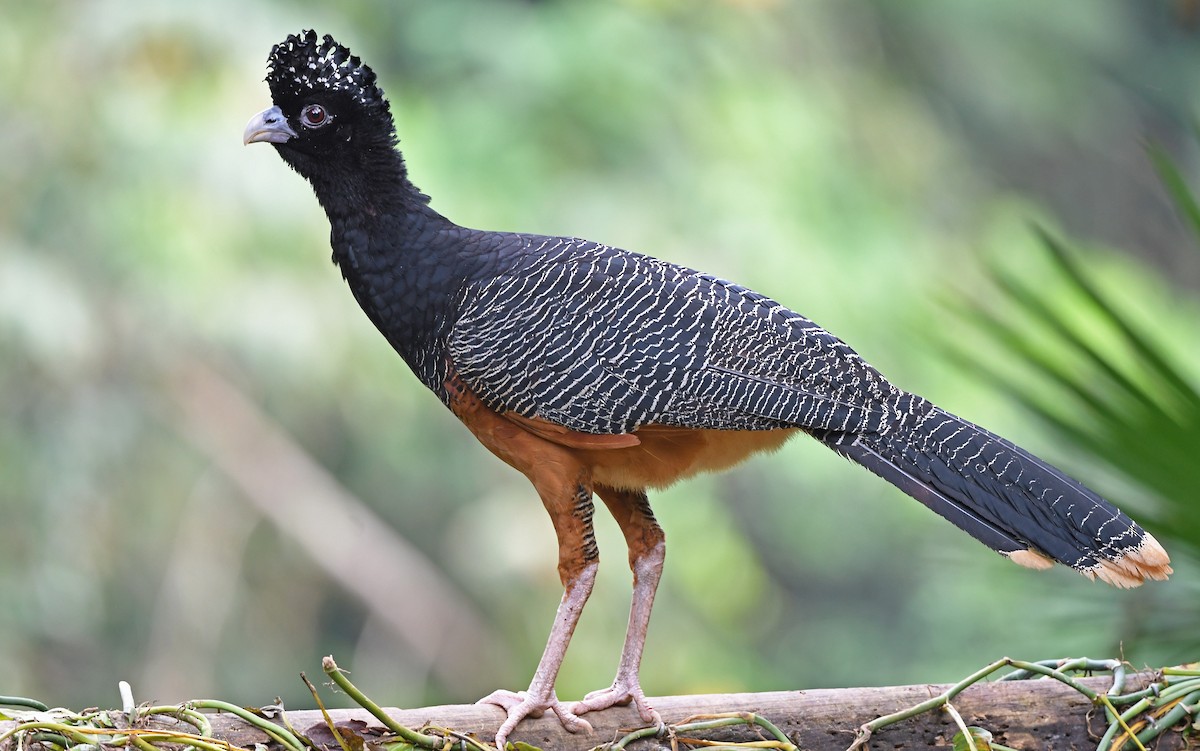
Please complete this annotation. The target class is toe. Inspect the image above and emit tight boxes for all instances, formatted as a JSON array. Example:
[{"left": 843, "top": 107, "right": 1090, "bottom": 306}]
[
  {"left": 479, "top": 688, "right": 592, "bottom": 749},
  {"left": 573, "top": 686, "right": 628, "bottom": 717},
  {"left": 635, "top": 698, "right": 662, "bottom": 725},
  {"left": 574, "top": 683, "right": 660, "bottom": 724},
  {"left": 477, "top": 689, "right": 542, "bottom": 716},
  {"left": 581, "top": 686, "right": 632, "bottom": 705},
  {"left": 549, "top": 702, "right": 593, "bottom": 734}
]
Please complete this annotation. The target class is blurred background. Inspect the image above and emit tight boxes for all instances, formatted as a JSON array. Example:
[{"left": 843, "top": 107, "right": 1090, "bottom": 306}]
[{"left": 3, "top": 0, "right": 1200, "bottom": 713}]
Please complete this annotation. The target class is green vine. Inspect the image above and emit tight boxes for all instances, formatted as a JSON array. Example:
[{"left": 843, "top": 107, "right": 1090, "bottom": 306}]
[
  {"left": 849, "top": 657, "right": 1199, "bottom": 751},
  {"left": 0, "top": 656, "right": 1195, "bottom": 751}
]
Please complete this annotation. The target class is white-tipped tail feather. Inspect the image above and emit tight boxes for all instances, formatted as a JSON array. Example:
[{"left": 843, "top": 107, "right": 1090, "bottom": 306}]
[
  {"left": 1006, "top": 532, "right": 1172, "bottom": 588},
  {"left": 1082, "top": 532, "right": 1172, "bottom": 589},
  {"left": 824, "top": 407, "right": 1173, "bottom": 590},
  {"left": 1004, "top": 548, "right": 1055, "bottom": 571}
]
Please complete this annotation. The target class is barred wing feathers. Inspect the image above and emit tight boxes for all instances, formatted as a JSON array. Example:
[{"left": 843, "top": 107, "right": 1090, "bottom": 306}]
[{"left": 448, "top": 237, "right": 896, "bottom": 437}]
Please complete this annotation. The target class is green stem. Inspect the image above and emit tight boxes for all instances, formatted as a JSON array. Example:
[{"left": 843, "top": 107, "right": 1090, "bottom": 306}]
[
  {"left": 321, "top": 656, "right": 441, "bottom": 749},
  {"left": 122, "top": 731, "right": 242, "bottom": 751},
  {"left": 142, "top": 705, "right": 213, "bottom": 737},
  {"left": 188, "top": 700, "right": 307, "bottom": 751},
  {"left": 1004, "top": 659, "right": 1102, "bottom": 700},
  {"left": 420, "top": 726, "right": 492, "bottom": 751},
  {"left": 1162, "top": 667, "right": 1200, "bottom": 678},
  {"left": 855, "top": 656, "right": 1011, "bottom": 744},
  {"left": 854, "top": 657, "right": 1142, "bottom": 751},
  {"left": 611, "top": 713, "right": 797, "bottom": 751},
  {"left": 127, "top": 732, "right": 161, "bottom": 751},
  {"left": 301, "top": 671, "right": 351, "bottom": 751},
  {"left": 28, "top": 731, "right": 72, "bottom": 748},
  {"left": 608, "top": 723, "right": 661, "bottom": 750},
  {"left": 0, "top": 696, "right": 50, "bottom": 712},
  {"left": 1107, "top": 685, "right": 1160, "bottom": 706},
  {"left": 0, "top": 722, "right": 102, "bottom": 747},
  {"left": 1134, "top": 689, "right": 1200, "bottom": 746}
]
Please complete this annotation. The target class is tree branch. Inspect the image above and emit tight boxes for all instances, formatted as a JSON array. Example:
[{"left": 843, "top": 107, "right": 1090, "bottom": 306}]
[{"left": 4, "top": 672, "right": 1184, "bottom": 751}]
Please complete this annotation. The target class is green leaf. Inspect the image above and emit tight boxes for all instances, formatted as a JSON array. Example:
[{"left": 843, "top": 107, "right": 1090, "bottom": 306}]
[
  {"left": 944, "top": 140, "right": 1200, "bottom": 655},
  {"left": 952, "top": 726, "right": 993, "bottom": 751},
  {"left": 1147, "top": 140, "right": 1200, "bottom": 246},
  {"left": 1036, "top": 227, "right": 1200, "bottom": 413}
]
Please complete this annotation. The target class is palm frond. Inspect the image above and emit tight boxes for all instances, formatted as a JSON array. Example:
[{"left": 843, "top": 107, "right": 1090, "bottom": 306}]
[{"left": 945, "top": 141, "right": 1200, "bottom": 654}]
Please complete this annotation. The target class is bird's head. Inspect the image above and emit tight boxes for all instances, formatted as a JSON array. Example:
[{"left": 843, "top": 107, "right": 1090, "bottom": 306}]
[{"left": 245, "top": 31, "right": 404, "bottom": 198}]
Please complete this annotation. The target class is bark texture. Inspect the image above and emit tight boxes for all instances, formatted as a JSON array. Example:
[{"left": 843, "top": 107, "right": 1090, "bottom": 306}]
[{"left": 3, "top": 672, "right": 1182, "bottom": 751}]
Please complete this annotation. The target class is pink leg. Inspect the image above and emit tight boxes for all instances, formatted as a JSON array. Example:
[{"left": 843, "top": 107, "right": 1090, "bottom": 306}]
[
  {"left": 477, "top": 480, "right": 600, "bottom": 748},
  {"left": 573, "top": 487, "right": 665, "bottom": 726}
]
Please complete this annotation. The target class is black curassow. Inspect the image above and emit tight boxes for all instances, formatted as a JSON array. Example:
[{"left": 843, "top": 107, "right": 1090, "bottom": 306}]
[{"left": 243, "top": 30, "right": 1171, "bottom": 749}]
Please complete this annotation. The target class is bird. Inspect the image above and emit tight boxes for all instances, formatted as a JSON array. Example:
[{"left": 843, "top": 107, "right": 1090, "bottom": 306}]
[{"left": 244, "top": 30, "right": 1172, "bottom": 749}]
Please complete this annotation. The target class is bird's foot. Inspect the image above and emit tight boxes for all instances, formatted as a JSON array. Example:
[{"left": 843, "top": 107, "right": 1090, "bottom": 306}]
[
  {"left": 477, "top": 688, "right": 592, "bottom": 749},
  {"left": 572, "top": 680, "right": 662, "bottom": 726}
]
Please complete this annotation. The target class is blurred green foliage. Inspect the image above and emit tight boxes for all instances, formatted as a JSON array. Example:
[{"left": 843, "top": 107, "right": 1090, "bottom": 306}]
[
  {"left": 945, "top": 224, "right": 1200, "bottom": 657},
  {"left": 2, "top": 0, "right": 1198, "bottom": 714}
]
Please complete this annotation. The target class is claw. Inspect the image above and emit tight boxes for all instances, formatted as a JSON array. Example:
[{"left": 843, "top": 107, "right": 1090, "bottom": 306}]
[{"left": 478, "top": 688, "right": 592, "bottom": 749}]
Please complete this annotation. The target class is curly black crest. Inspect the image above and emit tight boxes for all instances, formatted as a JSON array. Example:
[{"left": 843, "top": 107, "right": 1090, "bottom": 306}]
[{"left": 266, "top": 30, "right": 388, "bottom": 114}]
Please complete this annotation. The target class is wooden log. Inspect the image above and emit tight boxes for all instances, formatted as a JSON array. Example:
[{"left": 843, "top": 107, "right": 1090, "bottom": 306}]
[{"left": 3, "top": 672, "right": 1183, "bottom": 751}]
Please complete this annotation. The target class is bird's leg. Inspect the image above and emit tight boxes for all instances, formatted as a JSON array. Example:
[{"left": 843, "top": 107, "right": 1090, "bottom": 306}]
[
  {"left": 573, "top": 486, "right": 665, "bottom": 726},
  {"left": 477, "top": 479, "right": 600, "bottom": 748}
]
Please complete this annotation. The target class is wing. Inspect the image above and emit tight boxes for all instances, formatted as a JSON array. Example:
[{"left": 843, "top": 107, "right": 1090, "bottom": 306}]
[{"left": 447, "top": 236, "right": 901, "bottom": 436}]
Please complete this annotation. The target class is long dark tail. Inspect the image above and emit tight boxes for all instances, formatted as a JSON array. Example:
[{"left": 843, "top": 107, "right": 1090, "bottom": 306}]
[{"left": 814, "top": 400, "right": 1171, "bottom": 588}]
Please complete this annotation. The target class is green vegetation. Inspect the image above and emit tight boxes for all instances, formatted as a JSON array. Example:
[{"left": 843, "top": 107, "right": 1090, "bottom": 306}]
[{"left": 1, "top": 0, "right": 1197, "bottom": 715}]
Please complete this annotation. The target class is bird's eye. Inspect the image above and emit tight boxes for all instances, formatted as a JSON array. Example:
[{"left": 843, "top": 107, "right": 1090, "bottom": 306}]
[{"left": 301, "top": 104, "right": 330, "bottom": 128}]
